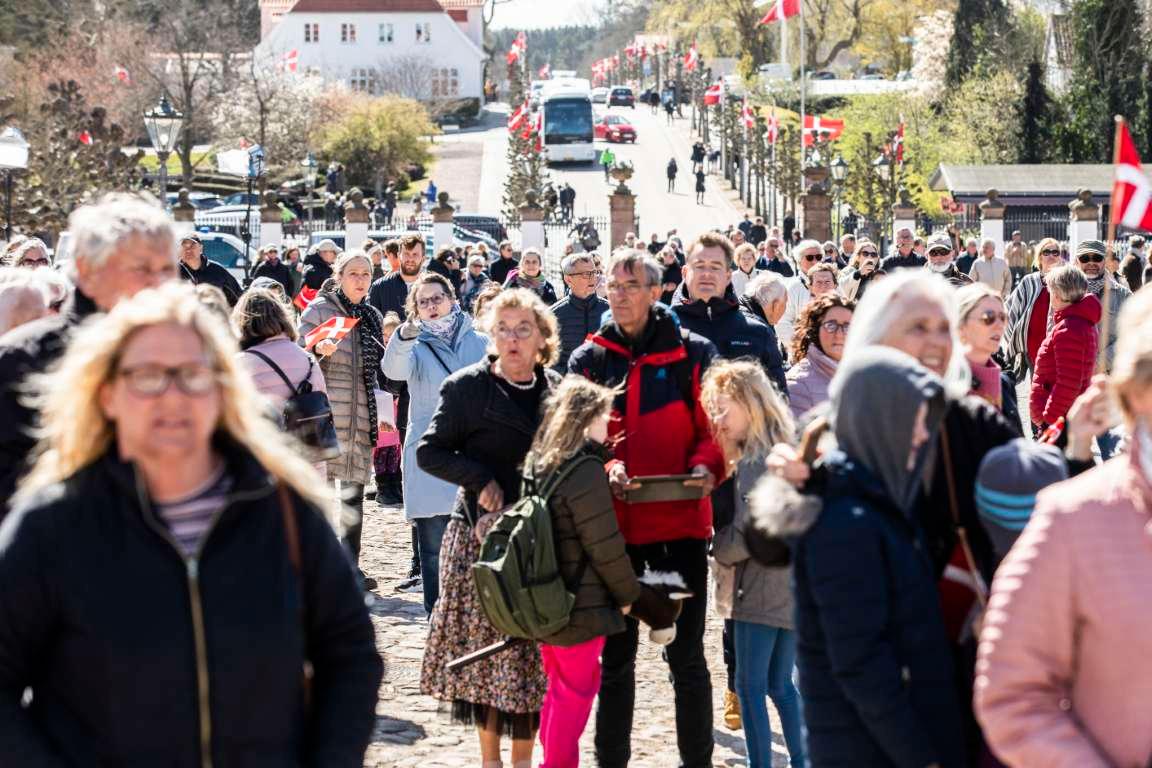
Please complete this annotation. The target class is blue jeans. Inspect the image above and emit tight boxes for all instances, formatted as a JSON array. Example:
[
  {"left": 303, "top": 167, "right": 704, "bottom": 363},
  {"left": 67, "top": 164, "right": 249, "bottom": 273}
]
[
  {"left": 414, "top": 515, "right": 450, "bottom": 615},
  {"left": 733, "top": 621, "right": 806, "bottom": 768}
]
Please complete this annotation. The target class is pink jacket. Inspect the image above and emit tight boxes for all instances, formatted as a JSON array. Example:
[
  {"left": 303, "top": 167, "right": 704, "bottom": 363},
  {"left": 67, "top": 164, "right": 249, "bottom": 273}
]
[{"left": 975, "top": 450, "right": 1152, "bottom": 767}]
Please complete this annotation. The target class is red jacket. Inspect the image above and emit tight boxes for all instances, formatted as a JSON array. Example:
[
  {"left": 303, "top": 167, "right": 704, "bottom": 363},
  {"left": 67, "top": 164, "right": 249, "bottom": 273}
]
[{"left": 1029, "top": 293, "right": 1101, "bottom": 426}]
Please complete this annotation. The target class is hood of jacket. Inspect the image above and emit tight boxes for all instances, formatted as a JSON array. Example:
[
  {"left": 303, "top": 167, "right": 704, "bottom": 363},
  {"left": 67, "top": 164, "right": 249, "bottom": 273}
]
[
  {"left": 830, "top": 346, "right": 947, "bottom": 515},
  {"left": 671, "top": 282, "right": 740, "bottom": 317},
  {"left": 1055, "top": 292, "right": 1102, "bottom": 325}
]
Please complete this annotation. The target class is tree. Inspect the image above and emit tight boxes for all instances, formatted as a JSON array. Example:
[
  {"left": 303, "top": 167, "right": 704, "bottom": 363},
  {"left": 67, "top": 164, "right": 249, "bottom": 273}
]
[
  {"left": 941, "top": 70, "right": 1024, "bottom": 164},
  {"left": 856, "top": 0, "right": 941, "bottom": 75},
  {"left": 314, "top": 94, "right": 436, "bottom": 195},
  {"left": 502, "top": 54, "right": 548, "bottom": 219},
  {"left": 944, "top": 0, "right": 1010, "bottom": 87},
  {"left": 1018, "top": 61, "right": 1055, "bottom": 163}
]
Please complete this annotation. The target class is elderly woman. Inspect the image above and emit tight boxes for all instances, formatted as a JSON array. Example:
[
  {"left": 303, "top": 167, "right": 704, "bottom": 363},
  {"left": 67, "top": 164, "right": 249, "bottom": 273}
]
[
  {"left": 5, "top": 238, "right": 51, "bottom": 269},
  {"left": 418, "top": 288, "right": 561, "bottom": 768},
  {"left": 0, "top": 283, "right": 381, "bottom": 765},
  {"left": 298, "top": 251, "right": 384, "bottom": 584},
  {"left": 785, "top": 294, "right": 855, "bottom": 420},
  {"left": 234, "top": 288, "right": 327, "bottom": 409},
  {"left": 502, "top": 247, "right": 558, "bottom": 305},
  {"left": 461, "top": 254, "right": 491, "bottom": 314},
  {"left": 1001, "top": 236, "right": 1066, "bottom": 381},
  {"left": 837, "top": 238, "right": 881, "bottom": 301},
  {"left": 381, "top": 272, "right": 487, "bottom": 614},
  {"left": 956, "top": 283, "right": 1020, "bottom": 430},
  {"left": 975, "top": 288, "right": 1152, "bottom": 767},
  {"left": 730, "top": 243, "right": 762, "bottom": 298}
]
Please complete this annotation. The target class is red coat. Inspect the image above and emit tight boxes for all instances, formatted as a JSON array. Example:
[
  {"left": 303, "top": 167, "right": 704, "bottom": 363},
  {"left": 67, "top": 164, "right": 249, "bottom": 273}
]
[{"left": 1029, "top": 293, "right": 1101, "bottom": 426}]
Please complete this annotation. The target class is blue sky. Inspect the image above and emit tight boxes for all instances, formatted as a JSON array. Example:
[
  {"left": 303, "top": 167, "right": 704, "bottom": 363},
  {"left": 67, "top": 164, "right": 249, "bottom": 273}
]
[{"left": 489, "top": 0, "right": 601, "bottom": 30}]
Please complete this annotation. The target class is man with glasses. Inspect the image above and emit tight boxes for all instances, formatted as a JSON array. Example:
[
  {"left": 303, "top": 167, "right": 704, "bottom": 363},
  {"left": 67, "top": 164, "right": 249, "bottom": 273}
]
[
  {"left": 570, "top": 249, "right": 724, "bottom": 768},
  {"left": 0, "top": 194, "right": 179, "bottom": 518},
  {"left": 368, "top": 233, "right": 426, "bottom": 318},
  {"left": 880, "top": 226, "right": 924, "bottom": 272},
  {"left": 924, "top": 232, "right": 973, "bottom": 287},
  {"left": 550, "top": 253, "right": 608, "bottom": 372},
  {"left": 776, "top": 239, "right": 825, "bottom": 357},
  {"left": 1071, "top": 239, "right": 1130, "bottom": 372},
  {"left": 1004, "top": 230, "right": 1030, "bottom": 288},
  {"left": 488, "top": 240, "right": 518, "bottom": 284},
  {"left": 758, "top": 237, "right": 794, "bottom": 278},
  {"left": 177, "top": 233, "right": 242, "bottom": 306}
]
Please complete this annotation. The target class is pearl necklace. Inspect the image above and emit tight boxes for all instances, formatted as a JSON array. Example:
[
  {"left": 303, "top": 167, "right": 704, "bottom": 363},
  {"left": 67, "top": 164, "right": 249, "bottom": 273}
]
[{"left": 496, "top": 363, "right": 537, "bottom": 390}]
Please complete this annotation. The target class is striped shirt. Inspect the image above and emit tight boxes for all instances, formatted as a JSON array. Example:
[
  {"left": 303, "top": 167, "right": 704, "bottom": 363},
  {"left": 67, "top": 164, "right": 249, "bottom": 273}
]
[{"left": 156, "top": 465, "right": 233, "bottom": 558}]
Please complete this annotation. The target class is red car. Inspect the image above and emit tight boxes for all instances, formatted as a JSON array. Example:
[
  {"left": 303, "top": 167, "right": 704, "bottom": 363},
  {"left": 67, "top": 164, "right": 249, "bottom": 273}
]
[{"left": 594, "top": 114, "right": 637, "bottom": 143}]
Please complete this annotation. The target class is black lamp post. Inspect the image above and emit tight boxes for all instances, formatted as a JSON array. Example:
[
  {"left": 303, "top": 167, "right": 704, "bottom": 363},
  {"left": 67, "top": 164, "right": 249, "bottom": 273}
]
[
  {"left": 830, "top": 154, "right": 848, "bottom": 240},
  {"left": 0, "top": 126, "right": 30, "bottom": 242},
  {"left": 143, "top": 95, "right": 184, "bottom": 201},
  {"left": 301, "top": 152, "right": 318, "bottom": 234}
]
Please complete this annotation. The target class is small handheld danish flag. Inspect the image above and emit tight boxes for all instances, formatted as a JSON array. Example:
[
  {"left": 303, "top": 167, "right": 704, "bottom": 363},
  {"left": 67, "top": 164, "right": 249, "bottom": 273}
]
[{"left": 303, "top": 316, "right": 360, "bottom": 351}]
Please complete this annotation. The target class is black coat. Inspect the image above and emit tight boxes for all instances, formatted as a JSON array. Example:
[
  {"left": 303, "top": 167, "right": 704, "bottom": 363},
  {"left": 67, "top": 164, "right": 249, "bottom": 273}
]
[
  {"left": 301, "top": 252, "right": 333, "bottom": 291},
  {"left": 550, "top": 292, "right": 609, "bottom": 372},
  {"left": 251, "top": 259, "right": 295, "bottom": 297},
  {"left": 179, "top": 258, "right": 243, "bottom": 306},
  {"left": 0, "top": 289, "right": 99, "bottom": 519},
  {"left": 879, "top": 252, "right": 926, "bottom": 272},
  {"left": 794, "top": 453, "right": 967, "bottom": 768},
  {"left": 368, "top": 270, "right": 412, "bottom": 319},
  {"left": 417, "top": 359, "right": 561, "bottom": 526},
  {"left": 488, "top": 256, "right": 518, "bottom": 286},
  {"left": 0, "top": 442, "right": 382, "bottom": 767},
  {"left": 671, "top": 284, "right": 787, "bottom": 396}
]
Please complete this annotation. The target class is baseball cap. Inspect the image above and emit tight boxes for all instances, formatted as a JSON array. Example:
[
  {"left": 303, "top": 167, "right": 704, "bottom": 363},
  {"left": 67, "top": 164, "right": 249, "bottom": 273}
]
[
  {"left": 180, "top": 233, "right": 202, "bottom": 245},
  {"left": 926, "top": 233, "right": 952, "bottom": 253}
]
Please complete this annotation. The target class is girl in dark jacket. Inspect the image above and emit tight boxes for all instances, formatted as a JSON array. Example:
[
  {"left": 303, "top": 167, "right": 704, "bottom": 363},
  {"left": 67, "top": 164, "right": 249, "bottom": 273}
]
[
  {"left": 0, "top": 283, "right": 381, "bottom": 767},
  {"left": 524, "top": 376, "right": 642, "bottom": 768}
]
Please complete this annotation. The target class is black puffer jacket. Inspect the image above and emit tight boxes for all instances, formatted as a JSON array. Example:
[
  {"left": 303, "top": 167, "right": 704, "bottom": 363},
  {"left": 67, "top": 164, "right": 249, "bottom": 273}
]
[
  {"left": 0, "top": 440, "right": 382, "bottom": 767},
  {"left": 368, "top": 270, "right": 412, "bottom": 319},
  {"left": 251, "top": 258, "right": 295, "bottom": 296},
  {"left": 550, "top": 292, "right": 609, "bottom": 372},
  {"left": 301, "top": 251, "right": 334, "bottom": 291},
  {"left": 179, "top": 258, "right": 242, "bottom": 306}
]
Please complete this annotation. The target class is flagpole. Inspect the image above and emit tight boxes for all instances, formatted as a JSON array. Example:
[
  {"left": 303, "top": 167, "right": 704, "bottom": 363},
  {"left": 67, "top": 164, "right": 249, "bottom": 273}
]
[
  {"left": 798, "top": 0, "right": 807, "bottom": 190},
  {"left": 1098, "top": 115, "right": 1124, "bottom": 374}
]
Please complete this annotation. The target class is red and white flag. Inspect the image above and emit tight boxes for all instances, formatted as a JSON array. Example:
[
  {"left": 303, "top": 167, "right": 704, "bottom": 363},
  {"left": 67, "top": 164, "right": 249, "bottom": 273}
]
[
  {"left": 303, "top": 316, "right": 360, "bottom": 351},
  {"left": 703, "top": 81, "right": 723, "bottom": 106},
  {"left": 507, "top": 32, "right": 526, "bottom": 65},
  {"left": 802, "top": 114, "right": 845, "bottom": 145},
  {"left": 766, "top": 112, "right": 780, "bottom": 145},
  {"left": 684, "top": 43, "right": 700, "bottom": 72},
  {"left": 894, "top": 116, "right": 905, "bottom": 164},
  {"left": 757, "top": 0, "right": 801, "bottom": 25},
  {"left": 77, "top": 130, "right": 93, "bottom": 146},
  {"left": 1112, "top": 118, "right": 1152, "bottom": 231},
  {"left": 742, "top": 99, "right": 756, "bottom": 130},
  {"left": 625, "top": 42, "right": 638, "bottom": 60},
  {"left": 507, "top": 101, "right": 530, "bottom": 132},
  {"left": 279, "top": 49, "right": 299, "bottom": 73},
  {"left": 113, "top": 65, "right": 131, "bottom": 84},
  {"left": 538, "top": 63, "right": 550, "bottom": 78}
]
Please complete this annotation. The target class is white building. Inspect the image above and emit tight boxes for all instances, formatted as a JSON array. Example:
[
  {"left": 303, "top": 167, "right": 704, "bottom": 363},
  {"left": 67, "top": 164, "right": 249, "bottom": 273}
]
[{"left": 256, "top": 0, "right": 487, "bottom": 106}]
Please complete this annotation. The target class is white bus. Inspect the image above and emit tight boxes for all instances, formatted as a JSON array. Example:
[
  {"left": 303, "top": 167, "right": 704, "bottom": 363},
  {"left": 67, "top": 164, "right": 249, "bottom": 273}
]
[{"left": 540, "top": 79, "right": 596, "bottom": 164}]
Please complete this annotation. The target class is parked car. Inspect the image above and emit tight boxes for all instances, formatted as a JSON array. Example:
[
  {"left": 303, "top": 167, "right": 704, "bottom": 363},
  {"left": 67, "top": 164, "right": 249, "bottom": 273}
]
[
  {"left": 199, "top": 231, "right": 251, "bottom": 283},
  {"left": 453, "top": 214, "right": 509, "bottom": 242},
  {"left": 594, "top": 114, "right": 637, "bottom": 143},
  {"left": 810, "top": 70, "right": 838, "bottom": 80},
  {"left": 608, "top": 86, "right": 635, "bottom": 108},
  {"left": 165, "top": 191, "right": 223, "bottom": 210},
  {"left": 591, "top": 87, "right": 609, "bottom": 104},
  {"left": 220, "top": 192, "right": 263, "bottom": 207}
]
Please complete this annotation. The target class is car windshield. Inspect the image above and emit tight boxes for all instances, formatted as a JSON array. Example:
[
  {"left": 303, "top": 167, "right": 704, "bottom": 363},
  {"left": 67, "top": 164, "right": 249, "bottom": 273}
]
[
  {"left": 605, "top": 116, "right": 623, "bottom": 125},
  {"left": 544, "top": 98, "right": 593, "bottom": 143}
]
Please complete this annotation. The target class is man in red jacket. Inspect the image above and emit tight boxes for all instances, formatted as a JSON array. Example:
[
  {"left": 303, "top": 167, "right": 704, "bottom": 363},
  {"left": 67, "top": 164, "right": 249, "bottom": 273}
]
[
  {"left": 570, "top": 248, "right": 725, "bottom": 768},
  {"left": 1030, "top": 264, "right": 1100, "bottom": 432}
]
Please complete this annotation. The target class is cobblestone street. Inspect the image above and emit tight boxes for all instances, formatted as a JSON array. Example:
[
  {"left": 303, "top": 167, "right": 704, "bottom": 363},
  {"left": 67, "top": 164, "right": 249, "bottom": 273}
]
[{"left": 359, "top": 496, "right": 790, "bottom": 767}]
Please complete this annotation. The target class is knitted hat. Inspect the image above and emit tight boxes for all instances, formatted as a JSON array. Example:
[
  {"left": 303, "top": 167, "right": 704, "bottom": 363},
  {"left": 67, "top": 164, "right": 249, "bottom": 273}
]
[
  {"left": 975, "top": 439, "right": 1067, "bottom": 559},
  {"left": 1075, "top": 239, "right": 1107, "bottom": 259}
]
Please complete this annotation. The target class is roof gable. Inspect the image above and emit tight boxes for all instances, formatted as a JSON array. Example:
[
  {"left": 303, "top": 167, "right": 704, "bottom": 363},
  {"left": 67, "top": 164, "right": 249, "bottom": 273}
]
[{"left": 289, "top": 0, "right": 445, "bottom": 12}]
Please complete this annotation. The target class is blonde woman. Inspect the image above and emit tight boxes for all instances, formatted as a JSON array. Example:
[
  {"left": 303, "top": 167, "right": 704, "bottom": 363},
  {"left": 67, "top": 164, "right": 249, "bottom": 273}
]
[
  {"left": 0, "top": 282, "right": 382, "bottom": 765},
  {"left": 704, "top": 360, "right": 804, "bottom": 768}
]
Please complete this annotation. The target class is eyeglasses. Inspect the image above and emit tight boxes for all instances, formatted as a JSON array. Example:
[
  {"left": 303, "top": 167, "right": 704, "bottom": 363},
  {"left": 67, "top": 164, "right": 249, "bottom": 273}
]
[
  {"left": 19, "top": 258, "right": 50, "bottom": 267},
  {"left": 1040, "top": 249, "right": 1061, "bottom": 257},
  {"left": 858, "top": 250, "right": 877, "bottom": 257},
  {"left": 820, "top": 320, "right": 851, "bottom": 335},
  {"left": 1078, "top": 254, "right": 1104, "bottom": 263},
  {"left": 416, "top": 294, "right": 448, "bottom": 309},
  {"left": 976, "top": 310, "right": 1007, "bottom": 326},
  {"left": 493, "top": 323, "right": 537, "bottom": 340},
  {"left": 605, "top": 281, "right": 648, "bottom": 295},
  {"left": 800, "top": 252, "right": 820, "bottom": 262},
  {"left": 117, "top": 364, "right": 218, "bottom": 397},
  {"left": 567, "top": 270, "right": 602, "bottom": 280}
]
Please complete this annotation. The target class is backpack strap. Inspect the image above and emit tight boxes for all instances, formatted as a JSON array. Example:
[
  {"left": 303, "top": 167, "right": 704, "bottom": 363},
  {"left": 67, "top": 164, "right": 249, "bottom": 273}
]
[
  {"left": 536, "top": 453, "right": 600, "bottom": 501},
  {"left": 246, "top": 348, "right": 312, "bottom": 395}
]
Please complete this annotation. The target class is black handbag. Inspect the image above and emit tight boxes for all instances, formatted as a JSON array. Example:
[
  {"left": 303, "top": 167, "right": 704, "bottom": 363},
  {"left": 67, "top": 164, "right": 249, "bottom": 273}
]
[{"left": 245, "top": 349, "right": 341, "bottom": 462}]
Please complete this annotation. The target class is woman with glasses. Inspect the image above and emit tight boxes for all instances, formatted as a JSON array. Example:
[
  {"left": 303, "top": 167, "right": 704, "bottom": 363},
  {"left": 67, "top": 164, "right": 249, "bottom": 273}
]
[
  {"left": 501, "top": 247, "right": 558, "bottom": 305},
  {"left": 298, "top": 251, "right": 385, "bottom": 587},
  {"left": 0, "top": 283, "right": 382, "bottom": 765},
  {"left": 461, "top": 255, "right": 491, "bottom": 314},
  {"left": 418, "top": 288, "right": 561, "bottom": 768},
  {"left": 5, "top": 238, "right": 51, "bottom": 269},
  {"left": 956, "top": 284, "right": 1021, "bottom": 430},
  {"left": 786, "top": 294, "right": 855, "bottom": 420},
  {"left": 1002, "top": 236, "right": 1067, "bottom": 382},
  {"left": 838, "top": 238, "right": 882, "bottom": 301},
  {"left": 381, "top": 272, "right": 487, "bottom": 614}
]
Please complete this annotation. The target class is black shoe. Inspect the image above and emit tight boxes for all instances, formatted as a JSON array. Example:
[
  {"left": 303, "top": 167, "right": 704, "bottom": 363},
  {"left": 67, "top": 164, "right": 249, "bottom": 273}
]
[
  {"left": 358, "top": 570, "right": 378, "bottom": 590},
  {"left": 396, "top": 575, "right": 421, "bottom": 593}
]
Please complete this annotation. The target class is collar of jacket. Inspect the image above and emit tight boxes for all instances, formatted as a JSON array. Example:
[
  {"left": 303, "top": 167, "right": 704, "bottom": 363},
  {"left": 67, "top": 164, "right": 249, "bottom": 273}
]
[
  {"left": 820, "top": 450, "right": 919, "bottom": 531},
  {"left": 740, "top": 295, "right": 768, "bottom": 324},
  {"left": 69, "top": 286, "right": 100, "bottom": 323},
  {"left": 481, "top": 355, "right": 557, "bottom": 433},
  {"left": 593, "top": 304, "right": 688, "bottom": 365},
  {"left": 671, "top": 282, "right": 739, "bottom": 318},
  {"left": 566, "top": 292, "right": 603, "bottom": 311}
]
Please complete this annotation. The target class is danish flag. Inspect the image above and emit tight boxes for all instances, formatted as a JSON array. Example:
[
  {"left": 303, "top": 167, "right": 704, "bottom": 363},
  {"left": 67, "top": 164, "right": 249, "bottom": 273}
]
[
  {"left": 625, "top": 42, "right": 638, "bottom": 60},
  {"left": 303, "top": 316, "right": 360, "bottom": 351},
  {"left": 1112, "top": 118, "right": 1152, "bottom": 231},
  {"left": 703, "top": 82, "right": 723, "bottom": 106},
  {"left": 766, "top": 112, "right": 780, "bottom": 145},
  {"left": 742, "top": 100, "right": 756, "bottom": 129},
  {"left": 280, "top": 49, "right": 299, "bottom": 73},
  {"left": 757, "top": 0, "right": 801, "bottom": 25},
  {"left": 113, "top": 65, "right": 131, "bottom": 84},
  {"left": 802, "top": 114, "right": 845, "bottom": 145},
  {"left": 507, "top": 101, "right": 530, "bottom": 132},
  {"left": 538, "top": 63, "right": 550, "bottom": 78},
  {"left": 507, "top": 31, "right": 527, "bottom": 65},
  {"left": 894, "top": 116, "right": 905, "bottom": 164},
  {"left": 684, "top": 43, "right": 700, "bottom": 72}
]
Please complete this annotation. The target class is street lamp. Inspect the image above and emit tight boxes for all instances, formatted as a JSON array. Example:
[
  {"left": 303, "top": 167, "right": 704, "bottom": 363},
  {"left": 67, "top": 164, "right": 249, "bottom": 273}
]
[
  {"left": 872, "top": 152, "right": 891, "bottom": 182},
  {"left": 301, "top": 151, "right": 318, "bottom": 234},
  {"left": 143, "top": 95, "right": 184, "bottom": 203},
  {"left": 0, "top": 126, "right": 30, "bottom": 242},
  {"left": 830, "top": 154, "right": 848, "bottom": 240}
]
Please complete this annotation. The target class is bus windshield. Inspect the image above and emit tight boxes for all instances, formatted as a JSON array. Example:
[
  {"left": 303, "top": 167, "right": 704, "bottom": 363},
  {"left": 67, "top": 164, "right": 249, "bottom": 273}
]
[{"left": 544, "top": 98, "right": 593, "bottom": 144}]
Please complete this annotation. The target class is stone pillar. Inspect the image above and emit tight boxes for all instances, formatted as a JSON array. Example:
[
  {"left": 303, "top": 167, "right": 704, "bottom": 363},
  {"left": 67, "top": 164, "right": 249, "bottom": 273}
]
[
  {"left": 609, "top": 164, "right": 636, "bottom": 251},
  {"left": 978, "top": 189, "right": 1006, "bottom": 258},
  {"left": 799, "top": 165, "right": 832, "bottom": 243},
  {"left": 430, "top": 191, "right": 455, "bottom": 253},
  {"left": 343, "top": 187, "right": 370, "bottom": 250},
  {"left": 259, "top": 190, "right": 283, "bottom": 249},
  {"left": 519, "top": 191, "right": 546, "bottom": 252},
  {"left": 1068, "top": 188, "right": 1100, "bottom": 255},
  {"left": 171, "top": 188, "right": 197, "bottom": 237},
  {"left": 891, "top": 187, "right": 917, "bottom": 247}
]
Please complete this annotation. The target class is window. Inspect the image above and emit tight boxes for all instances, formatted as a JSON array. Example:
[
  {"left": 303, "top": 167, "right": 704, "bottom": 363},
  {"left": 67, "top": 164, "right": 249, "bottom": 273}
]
[
  {"left": 350, "top": 68, "right": 377, "bottom": 94},
  {"left": 415, "top": 22, "right": 432, "bottom": 43},
  {"left": 303, "top": 23, "right": 319, "bottom": 43},
  {"left": 431, "top": 67, "right": 459, "bottom": 98},
  {"left": 341, "top": 23, "right": 356, "bottom": 43},
  {"left": 378, "top": 23, "right": 393, "bottom": 43}
]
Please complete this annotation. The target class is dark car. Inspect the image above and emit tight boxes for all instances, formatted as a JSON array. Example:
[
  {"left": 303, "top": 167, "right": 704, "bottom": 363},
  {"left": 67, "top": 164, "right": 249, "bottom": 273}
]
[
  {"left": 453, "top": 214, "right": 508, "bottom": 242},
  {"left": 608, "top": 86, "right": 635, "bottom": 108}
]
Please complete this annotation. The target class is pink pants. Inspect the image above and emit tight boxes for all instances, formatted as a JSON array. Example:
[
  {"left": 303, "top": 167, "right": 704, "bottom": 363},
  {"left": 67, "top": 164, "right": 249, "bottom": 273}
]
[{"left": 538, "top": 636, "right": 605, "bottom": 768}]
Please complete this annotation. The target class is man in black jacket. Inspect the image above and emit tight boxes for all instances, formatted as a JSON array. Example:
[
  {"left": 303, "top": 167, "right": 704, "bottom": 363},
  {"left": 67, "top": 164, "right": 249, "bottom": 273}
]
[
  {"left": 250, "top": 244, "right": 294, "bottom": 296},
  {"left": 879, "top": 226, "right": 924, "bottom": 272},
  {"left": 672, "top": 233, "right": 787, "bottom": 393},
  {"left": 0, "top": 194, "right": 179, "bottom": 518},
  {"left": 488, "top": 240, "right": 518, "bottom": 284},
  {"left": 368, "top": 233, "right": 425, "bottom": 318},
  {"left": 550, "top": 253, "right": 609, "bottom": 372},
  {"left": 177, "top": 233, "right": 242, "bottom": 305}
]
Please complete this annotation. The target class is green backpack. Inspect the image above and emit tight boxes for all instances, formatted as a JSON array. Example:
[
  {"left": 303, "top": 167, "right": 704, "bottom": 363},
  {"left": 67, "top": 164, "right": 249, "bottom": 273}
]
[{"left": 472, "top": 456, "right": 595, "bottom": 640}]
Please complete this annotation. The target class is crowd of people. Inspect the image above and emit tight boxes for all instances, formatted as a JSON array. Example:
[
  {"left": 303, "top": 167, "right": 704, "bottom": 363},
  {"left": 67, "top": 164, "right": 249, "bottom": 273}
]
[{"left": 2, "top": 191, "right": 1152, "bottom": 768}]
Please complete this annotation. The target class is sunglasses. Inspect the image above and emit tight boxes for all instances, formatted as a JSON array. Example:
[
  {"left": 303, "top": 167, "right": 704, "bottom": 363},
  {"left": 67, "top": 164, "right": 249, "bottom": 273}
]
[
  {"left": 1078, "top": 254, "right": 1104, "bottom": 264},
  {"left": 976, "top": 310, "right": 1007, "bottom": 326},
  {"left": 858, "top": 251, "right": 877, "bottom": 258},
  {"left": 1041, "top": 249, "right": 1061, "bottom": 257}
]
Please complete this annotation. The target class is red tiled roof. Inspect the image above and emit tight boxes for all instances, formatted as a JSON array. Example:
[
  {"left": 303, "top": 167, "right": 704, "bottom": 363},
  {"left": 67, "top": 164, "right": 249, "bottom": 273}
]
[{"left": 289, "top": 0, "right": 445, "bottom": 12}]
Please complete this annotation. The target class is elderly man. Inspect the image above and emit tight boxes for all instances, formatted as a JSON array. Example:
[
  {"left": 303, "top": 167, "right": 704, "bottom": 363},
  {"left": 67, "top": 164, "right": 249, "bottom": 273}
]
[
  {"left": 0, "top": 194, "right": 178, "bottom": 517},
  {"left": 1003, "top": 230, "right": 1030, "bottom": 288},
  {"left": 924, "top": 232, "right": 973, "bottom": 287},
  {"left": 758, "top": 235, "right": 794, "bottom": 278},
  {"left": 1073, "top": 239, "right": 1130, "bottom": 370},
  {"left": 570, "top": 249, "right": 724, "bottom": 768},
  {"left": 776, "top": 239, "right": 825, "bottom": 356},
  {"left": 0, "top": 270, "right": 50, "bottom": 335},
  {"left": 177, "top": 232, "right": 242, "bottom": 305},
  {"left": 488, "top": 240, "right": 518, "bottom": 284},
  {"left": 879, "top": 226, "right": 923, "bottom": 271},
  {"left": 368, "top": 233, "right": 425, "bottom": 318},
  {"left": 969, "top": 237, "right": 1012, "bottom": 297},
  {"left": 838, "top": 232, "right": 856, "bottom": 268},
  {"left": 956, "top": 237, "right": 979, "bottom": 276},
  {"left": 1120, "top": 235, "right": 1147, "bottom": 291},
  {"left": 670, "top": 231, "right": 787, "bottom": 392},
  {"left": 550, "top": 252, "right": 609, "bottom": 372},
  {"left": 251, "top": 244, "right": 294, "bottom": 296}
]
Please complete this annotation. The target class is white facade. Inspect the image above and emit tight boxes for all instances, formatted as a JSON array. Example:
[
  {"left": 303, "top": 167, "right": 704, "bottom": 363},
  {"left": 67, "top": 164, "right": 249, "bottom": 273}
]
[{"left": 256, "top": 4, "right": 485, "bottom": 103}]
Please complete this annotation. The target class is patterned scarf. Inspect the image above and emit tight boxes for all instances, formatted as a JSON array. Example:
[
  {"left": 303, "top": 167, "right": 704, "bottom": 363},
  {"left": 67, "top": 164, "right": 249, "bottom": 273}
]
[
  {"left": 337, "top": 288, "right": 383, "bottom": 445},
  {"left": 423, "top": 306, "right": 462, "bottom": 345},
  {"left": 517, "top": 271, "right": 544, "bottom": 293}
]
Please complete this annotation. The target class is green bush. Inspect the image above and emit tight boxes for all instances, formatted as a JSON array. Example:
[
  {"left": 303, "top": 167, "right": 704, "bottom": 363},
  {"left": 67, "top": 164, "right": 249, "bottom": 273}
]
[{"left": 315, "top": 95, "right": 437, "bottom": 191}]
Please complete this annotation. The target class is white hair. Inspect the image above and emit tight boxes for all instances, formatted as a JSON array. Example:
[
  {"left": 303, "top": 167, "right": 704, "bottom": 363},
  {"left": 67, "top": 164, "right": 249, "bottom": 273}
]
[
  {"left": 561, "top": 252, "right": 595, "bottom": 273},
  {"left": 841, "top": 270, "right": 970, "bottom": 399},
  {"left": 605, "top": 248, "right": 662, "bottom": 287},
  {"left": 746, "top": 271, "right": 787, "bottom": 303},
  {"left": 794, "top": 238, "right": 822, "bottom": 255},
  {"left": 67, "top": 193, "right": 176, "bottom": 268},
  {"left": 7, "top": 238, "right": 49, "bottom": 267},
  {"left": 0, "top": 268, "right": 50, "bottom": 334}
]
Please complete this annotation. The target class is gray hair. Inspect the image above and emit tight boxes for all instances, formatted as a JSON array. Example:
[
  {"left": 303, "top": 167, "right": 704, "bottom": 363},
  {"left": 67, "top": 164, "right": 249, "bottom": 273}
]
[
  {"left": 1046, "top": 264, "right": 1088, "bottom": 303},
  {"left": 7, "top": 238, "right": 49, "bottom": 267},
  {"left": 0, "top": 268, "right": 50, "bottom": 334},
  {"left": 561, "top": 253, "right": 595, "bottom": 274},
  {"left": 604, "top": 248, "right": 662, "bottom": 287},
  {"left": 67, "top": 193, "right": 176, "bottom": 268},
  {"left": 795, "top": 238, "right": 822, "bottom": 255},
  {"left": 980, "top": 238, "right": 997, "bottom": 251},
  {"left": 746, "top": 271, "right": 787, "bottom": 303}
]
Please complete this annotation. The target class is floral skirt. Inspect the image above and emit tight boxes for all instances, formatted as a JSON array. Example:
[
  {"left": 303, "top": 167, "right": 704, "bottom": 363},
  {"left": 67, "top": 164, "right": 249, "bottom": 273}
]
[{"left": 421, "top": 517, "right": 546, "bottom": 738}]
